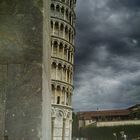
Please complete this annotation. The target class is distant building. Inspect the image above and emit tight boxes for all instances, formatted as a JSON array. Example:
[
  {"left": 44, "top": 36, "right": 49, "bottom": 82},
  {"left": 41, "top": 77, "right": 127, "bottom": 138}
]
[{"left": 78, "top": 104, "right": 140, "bottom": 128}]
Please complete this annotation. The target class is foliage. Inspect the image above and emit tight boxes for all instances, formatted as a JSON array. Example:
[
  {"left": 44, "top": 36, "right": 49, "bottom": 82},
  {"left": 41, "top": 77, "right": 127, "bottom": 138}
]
[
  {"left": 78, "top": 125, "right": 140, "bottom": 140},
  {"left": 72, "top": 112, "right": 79, "bottom": 137}
]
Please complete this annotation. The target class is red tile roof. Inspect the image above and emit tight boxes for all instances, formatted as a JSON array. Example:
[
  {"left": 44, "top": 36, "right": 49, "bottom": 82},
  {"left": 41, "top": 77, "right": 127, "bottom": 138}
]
[{"left": 78, "top": 109, "right": 130, "bottom": 120}]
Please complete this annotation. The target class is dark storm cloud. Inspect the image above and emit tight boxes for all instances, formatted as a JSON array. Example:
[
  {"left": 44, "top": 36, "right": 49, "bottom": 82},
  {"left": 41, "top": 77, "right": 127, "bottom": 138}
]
[{"left": 73, "top": 0, "right": 140, "bottom": 111}]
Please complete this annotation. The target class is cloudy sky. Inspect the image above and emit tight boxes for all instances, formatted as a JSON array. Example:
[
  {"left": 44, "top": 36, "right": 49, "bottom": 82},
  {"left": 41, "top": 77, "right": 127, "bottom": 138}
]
[{"left": 73, "top": 0, "right": 140, "bottom": 111}]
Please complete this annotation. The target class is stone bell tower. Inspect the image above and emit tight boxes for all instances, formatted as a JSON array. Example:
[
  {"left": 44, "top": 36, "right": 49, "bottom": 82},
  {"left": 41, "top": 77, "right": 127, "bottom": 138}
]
[{"left": 50, "top": 0, "right": 77, "bottom": 140}]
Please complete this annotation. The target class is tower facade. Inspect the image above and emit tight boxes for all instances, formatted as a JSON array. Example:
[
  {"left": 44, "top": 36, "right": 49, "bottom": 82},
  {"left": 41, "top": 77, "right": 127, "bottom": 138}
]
[{"left": 50, "top": 0, "right": 76, "bottom": 140}]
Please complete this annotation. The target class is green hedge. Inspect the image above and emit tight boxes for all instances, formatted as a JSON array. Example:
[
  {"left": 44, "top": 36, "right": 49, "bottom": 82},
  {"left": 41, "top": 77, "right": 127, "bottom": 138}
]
[{"left": 79, "top": 125, "right": 140, "bottom": 140}]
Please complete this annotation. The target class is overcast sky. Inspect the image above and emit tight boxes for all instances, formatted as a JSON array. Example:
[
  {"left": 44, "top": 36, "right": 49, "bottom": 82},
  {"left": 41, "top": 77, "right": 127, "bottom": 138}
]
[{"left": 73, "top": 0, "right": 140, "bottom": 111}]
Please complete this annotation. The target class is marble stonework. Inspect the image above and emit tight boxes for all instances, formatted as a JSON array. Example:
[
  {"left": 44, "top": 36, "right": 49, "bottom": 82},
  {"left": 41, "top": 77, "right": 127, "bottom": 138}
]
[
  {"left": 0, "top": 0, "right": 51, "bottom": 140},
  {"left": 0, "top": 0, "right": 42, "bottom": 63}
]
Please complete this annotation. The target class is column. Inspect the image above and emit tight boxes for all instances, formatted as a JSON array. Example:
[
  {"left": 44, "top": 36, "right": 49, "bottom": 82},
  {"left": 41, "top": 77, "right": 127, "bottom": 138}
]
[
  {"left": 63, "top": 27, "right": 65, "bottom": 38},
  {"left": 70, "top": 34, "right": 72, "bottom": 43},
  {"left": 71, "top": 53, "right": 74, "bottom": 64},
  {"left": 54, "top": 87, "right": 57, "bottom": 104},
  {"left": 69, "top": 51, "right": 71, "bottom": 62},
  {"left": 71, "top": 72, "right": 73, "bottom": 84},
  {"left": 61, "top": 66, "right": 63, "bottom": 81},
  {"left": 60, "top": 87, "right": 63, "bottom": 105},
  {"left": 51, "top": 117, "right": 55, "bottom": 140},
  {"left": 69, "top": 71, "right": 71, "bottom": 83},
  {"left": 69, "top": 94, "right": 72, "bottom": 106},
  {"left": 65, "top": 69, "right": 68, "bottom": 82},
  {"left": 53, "top": 22, "right": 55, "bottom": 35},
  {"left": 68, "top": 92, "right": 70, "bottom": 106},
  {"left": 63, "top": 90, "right": 65, "bottom": 105},
  {"left": 64, "top": 91, "right": 67, "bottom": 105},
  {"left": 51, "top": 42, "right": 54, "bottom": 56},
  {"left": 57, "top": 44, "right": 59, "bottom": 57},
  {"left": 57, "top": 23, "right": 60, "bottom": 36},
  {"left": 62, "top": 118, "right": 66, "bottom": 140},
  {"left": 64, "top": 9, "right": 66, "bottom": 21},
  {"left": 69, "top": 119, "right": 72, "bottom": 140},
  {"left": 55, "top": 65, "right": 58, "bottom": 80},
  {"left": 62, "top": 47, "right": 65, "bottom": 59},
  {"left": 66, "top": 49, "right": 69, "bottom": 61},
  {"left": 71, "top": 53, "right": 73, "bottom": 63}
]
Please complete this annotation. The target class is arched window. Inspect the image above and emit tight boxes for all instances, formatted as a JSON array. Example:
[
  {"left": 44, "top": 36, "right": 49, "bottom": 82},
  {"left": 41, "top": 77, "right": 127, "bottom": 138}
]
[
  {"left": 52, "top": 85, "right": 55, "bottom": 103},
  {"left": 71, "top": 34, "right": 74, "bottom": 44},
  {"left": 67, "top": 69, "right": 70, "bottom": 83},
  {"left": 70, "top": 0, "right": 72, "bottom": 8},
  {"left": 68, "top": 50, "right": 70, "bottom": 62},
  {"left": 59, "top": 43, "right": 63, "bottom": 59},
  {"left": 66, "top": 92, "right": 69, "bottom": 105},
  {"left": 69, "top": 12, "right": 72, "bottom": 24},
  {"left": 62, "top": 0, "right": 65, "bottom": 3},
  {"left": 51, "top": 4, "right": 55, "bottom": 11},
  {"left": 55, "top": 22, "right": 59, "bottom": 35},
  {"left": 56, "top": 5, "right": 60, "bottom": 12},
  {"left": 69, "top": 30, "right": 71, "bottom": 42},
  {"left": 65, "top": 9, "right": 68, "bottom": 20},
  {"left": 55, "top": 22, "right": 59, "bottom": 29},
  {"left": 63, "top": 65, "right": 66, "bottom": 80},
  {"left": 51, "top": 62, "right": 56, "bottom": 79},
  {"left": 51, "top": 21, "right": 53, "bottom": 34},
  {"left": 58, "top": 64, "right": 62, "bottom": 80},
  {"left": 57, "top": 96, "right": 60, "bottom": 104},
  {"left": 53, "top": 41, "right": 58, "bottom": 56},
  {"left": 61, "top": 7, "right": 64, "bottom": 14},
  {"left": 65, "top": 26, "right": 68, "bottom": 40},
  {"left": 65, "top": 26, "right": 68, "bottom": 34},
  {"left": 61, "top": 7, "right": 65, "bottom": 18},
  {"left": 60, "top": 24, "right": 64, "bottom": 37},
  {"left": 64, "top": 46, "right": 67, "bottom": 60}
]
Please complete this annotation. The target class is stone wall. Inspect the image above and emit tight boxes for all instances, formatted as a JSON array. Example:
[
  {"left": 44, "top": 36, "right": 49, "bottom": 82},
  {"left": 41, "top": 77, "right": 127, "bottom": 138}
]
[
  {"left": 0, "top": 65, "right": 7, "bottom": 140},
  {"left": 97, "top": 120, "right": 140, "bottom": 127},
  {"left": 0, "top": 0, "right": 51, "bottom": 140}
]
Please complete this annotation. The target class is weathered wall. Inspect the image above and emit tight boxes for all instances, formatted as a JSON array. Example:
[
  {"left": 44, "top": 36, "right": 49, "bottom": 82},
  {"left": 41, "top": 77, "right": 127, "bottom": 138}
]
[
  {"left": 0, "top": 0, "right": 42, "bottom": 63},
  {"left": 0, "top": 65, "right": 7, "bottom": 140},
  {"left": 0, "top": 0, "right": 51, "bottom": 140}
]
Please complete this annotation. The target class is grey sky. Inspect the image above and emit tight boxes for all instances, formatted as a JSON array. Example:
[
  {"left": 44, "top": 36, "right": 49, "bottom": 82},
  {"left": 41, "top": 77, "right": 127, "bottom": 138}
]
[{"left": 73, "top": 0, "right": 140, "bottom": 111}]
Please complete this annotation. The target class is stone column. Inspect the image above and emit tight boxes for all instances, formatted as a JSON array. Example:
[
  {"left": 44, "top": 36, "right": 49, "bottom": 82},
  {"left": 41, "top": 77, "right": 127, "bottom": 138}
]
[
  {"left": 62, "top": 47, "right": 65, "bottom": 59},
  {"left": 51, "top": 42, "right": 54, "bottom": 56},
  {"left": 67, "top": 49, "right": 69, "bottom": 61},
  {"left": 62, "top": 118, "right": 66, "bottom": 140},
  {"left": 56, "top": 65, "right": 58, "bottom": 80},
  {"left": 57, "top": 44, "right": 60, "bottom": 57},
  {"left": 69, "top": 52, "right": 71, "bottom": 62},
  {"left": 69, "top": 71, "right": 71, "bottom": 83},
  {"left": 61, "top": 66, "right": 64, "bottom": 81},
  {"left": 65, "top": 69, "right": 68, "bottom": 82},
  {"left": 53, "top": 22, "right": 55, "bottom": 35},
  {"left": 69, "top": 119, "right": 72, "bottom": 140},
  {"left": 54, "top": 87, "right": 57, "bottom": 104},
  {"left": 62, "top": 27, "right": 65, "bottom": 38},
  {"left": 71, "top": 53, "right": 74, "bottom": 64},
  {"left": 51, "top": 117, "right": 55, "bottom": 140},
  {"left": 64, "top": 92, "right": 67, "bottom": 105}
]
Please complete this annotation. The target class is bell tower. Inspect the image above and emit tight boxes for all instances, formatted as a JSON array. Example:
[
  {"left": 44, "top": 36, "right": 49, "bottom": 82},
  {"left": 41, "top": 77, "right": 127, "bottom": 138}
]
[{"left": 50, "top": 0, "right": 77, "bottom": 139}]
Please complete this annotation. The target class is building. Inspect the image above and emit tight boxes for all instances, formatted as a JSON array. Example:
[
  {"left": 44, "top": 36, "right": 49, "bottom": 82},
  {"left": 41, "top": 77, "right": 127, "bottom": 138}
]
[
  {"left": 50, "top": 0, "right": 77, "bottom": 140},
  {"left": 78, "top": 104, "right": 140, "bottom": 128},
  {"left": 0, "top": 0, "right": 51, "bottom": 140}
]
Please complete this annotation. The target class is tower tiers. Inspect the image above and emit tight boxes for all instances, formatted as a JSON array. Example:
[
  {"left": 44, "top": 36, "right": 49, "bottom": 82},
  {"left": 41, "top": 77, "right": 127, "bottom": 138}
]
[{"left": 50, "top": 0, "right": 76, "bottom": 140}]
